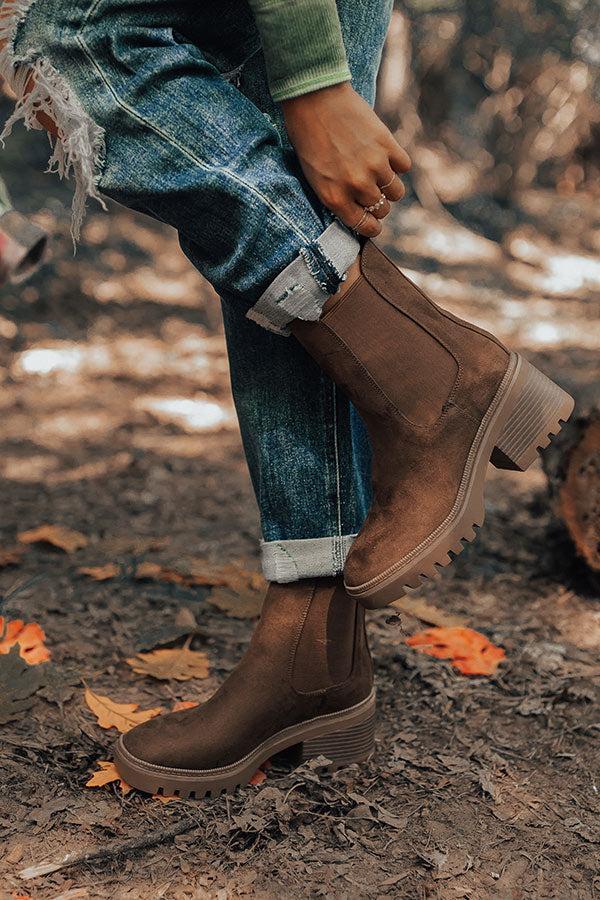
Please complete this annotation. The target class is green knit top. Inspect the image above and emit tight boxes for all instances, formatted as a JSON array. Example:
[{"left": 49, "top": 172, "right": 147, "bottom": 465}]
[{"left": 247, "top": 0, "right": 351, "bottom": 102}]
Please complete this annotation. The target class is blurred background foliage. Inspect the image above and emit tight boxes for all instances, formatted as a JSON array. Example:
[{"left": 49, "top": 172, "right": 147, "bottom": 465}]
[{"left": 376, "top": 0, "right": 599, "bottom": 240}]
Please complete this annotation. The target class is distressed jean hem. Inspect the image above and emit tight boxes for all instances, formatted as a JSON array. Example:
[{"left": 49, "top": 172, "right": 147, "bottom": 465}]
[
  {"left": 261, "top": 533, "right": 357, "bottom": 583},
  {"left": 0, "top": 0, "right": 107, "bottom": 244},
  {"left": 246, "top": 219, "right": 360, "bottom": 335}
]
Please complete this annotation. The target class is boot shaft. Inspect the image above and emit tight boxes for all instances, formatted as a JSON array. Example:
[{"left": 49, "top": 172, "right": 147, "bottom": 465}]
[
  {"left": 292, "top": 241, "right": 510, "bottom": 428},
  {"left": 247, "top": 577, "right": 372, "bottom": 696}
]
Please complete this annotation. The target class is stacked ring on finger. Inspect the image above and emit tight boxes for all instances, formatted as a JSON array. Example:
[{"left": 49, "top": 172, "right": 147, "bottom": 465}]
[
  {"left": 379, "top": 174, "right": 396, "bottom": 190},
  {"left": 366, "top": 193, "right": 387, "bottom": 213},
  {"left": 352, "top": 210, "right": 370, "bottom": 232}
]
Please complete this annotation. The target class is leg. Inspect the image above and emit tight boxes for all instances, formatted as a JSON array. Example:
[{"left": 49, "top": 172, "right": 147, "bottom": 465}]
[
  {"left": 3, "top": 0, "right": 359, "bottom": 302},
  {"left": 3, "top": 0, "right": 382, "bottom": 579},
  {"left": 217, "top": 0, "right": 392, "bottom": 580}
]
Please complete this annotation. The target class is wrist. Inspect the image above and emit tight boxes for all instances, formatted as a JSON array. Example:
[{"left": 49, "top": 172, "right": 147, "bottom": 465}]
[{"left": 281, "top": 81, "right": 354, "bottom": 112}]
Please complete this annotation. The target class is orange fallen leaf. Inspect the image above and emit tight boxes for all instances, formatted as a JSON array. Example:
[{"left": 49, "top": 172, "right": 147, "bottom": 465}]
[
  {"left": 172, "top": 700, "right": 199, "bottom": 711},
  {"left": 86, "top": 760, "right": 132, "bottom": 795},
  {"left": 87, "top": 759, "right": 179, "bottom": 803},
  {"left": 0, "top": 617, "right": 50, "bottom": 665},
  {"left": 134, "top": 559, "right": 266, "bottom": 605},
  {"left": 126, "top": 647, "right": 210, "bottom": 682},
  {"left": 18, "top": 524, "right": 88, "bottom": 553},
  {"left": 406, "top": 626, "right": 506, "bottom": 676},
  {"left": 208, "top": 585, "right": 264, "bottom": 620},
  {"left": 134, "top": 562, "right": 188, "bottom": 585},
  {"left": 77, "top": 563, "right": 120, "bottom": 581},
  {"left": 84, "top": 688, "right": 163, "bottom": 733},
  {"left": 249, "top": 769, "right": 268, "bottom": 786},
  {"left": 152, "top": 793, "right": 178, "bottom": 803}
]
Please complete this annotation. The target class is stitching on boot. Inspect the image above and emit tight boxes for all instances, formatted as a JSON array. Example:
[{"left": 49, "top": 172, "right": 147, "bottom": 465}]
[
  {"left": 288, "top": 582, "right": 321, "bottom": 694},
  {"left": 0, "top": 0, "right": 107, "bottom": 245},
  {"left": 352, "top": 352, "right": 520, "bottom": 590}
]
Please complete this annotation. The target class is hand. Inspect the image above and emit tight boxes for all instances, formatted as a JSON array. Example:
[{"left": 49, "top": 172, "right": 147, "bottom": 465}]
[{"left": 281, "top": 82, "right": 410, "bottom": 237}]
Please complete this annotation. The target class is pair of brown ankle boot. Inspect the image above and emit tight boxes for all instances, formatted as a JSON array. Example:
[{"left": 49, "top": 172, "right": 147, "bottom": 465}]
[{"left": 115, "top": 242, "right": 573, "bottom": 797}]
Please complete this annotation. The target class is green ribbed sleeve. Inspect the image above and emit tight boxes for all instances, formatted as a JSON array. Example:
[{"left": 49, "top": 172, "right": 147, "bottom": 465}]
[{"left": 247, "top": 0, "right": 352, "bottom": 102}]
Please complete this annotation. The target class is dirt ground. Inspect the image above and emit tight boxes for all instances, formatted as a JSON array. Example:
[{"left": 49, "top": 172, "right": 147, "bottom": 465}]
[{"left": 0, "top": 113, "right": 599, "bottom": 899}]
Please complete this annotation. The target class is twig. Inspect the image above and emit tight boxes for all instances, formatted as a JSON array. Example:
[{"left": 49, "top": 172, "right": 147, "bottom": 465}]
[{"left": 18, "top": 815, "right": 200, "bottom": 880}]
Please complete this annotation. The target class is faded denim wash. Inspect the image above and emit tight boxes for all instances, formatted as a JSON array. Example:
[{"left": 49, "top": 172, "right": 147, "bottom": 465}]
[{"left": 2, "top": 0, "right": 393, "bottom": 580}]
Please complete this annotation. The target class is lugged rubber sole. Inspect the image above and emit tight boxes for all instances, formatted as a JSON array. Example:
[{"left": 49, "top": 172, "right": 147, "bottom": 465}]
[
  {"left": 346, "top": 353, "right": 574, "bottom": 609},
  {"left": 112, "top": 690, "right": 376, "bottom": 799}
]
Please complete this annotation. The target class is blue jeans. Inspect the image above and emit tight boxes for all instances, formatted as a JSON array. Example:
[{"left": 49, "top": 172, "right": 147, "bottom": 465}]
[{"left": 3, "top": 0, "right": 393, "bottom": 580}]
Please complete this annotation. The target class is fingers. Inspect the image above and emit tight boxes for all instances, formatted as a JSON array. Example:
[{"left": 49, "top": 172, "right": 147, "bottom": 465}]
[
  {"left": 388, "top": 138, "right": 412, "bottom": 174},
  {"left": 319, "top": 139, "right": 411, "bottom": 236},
  {"left": 378, "top": 170, "right": 406, "bottom": 203},
  {"left": 339, "top": 201, "right": 382, "bottom": 238},
  {"left": 352, "top": 184, "right": 391, "bottom": 220}
]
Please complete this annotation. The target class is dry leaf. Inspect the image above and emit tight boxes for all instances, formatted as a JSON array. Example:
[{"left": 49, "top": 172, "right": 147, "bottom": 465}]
[
  {"left": 0, "top": 617, "right": 50, "bottom": 665},
  {"left": 187, "top": 561, "right": 265, "bottom": 593},
  {"left": 77, "top": 564, "right": 120, "bottom": 581},
  {"left": 84, "top": 688, "right": 163, "bottom": 733},
  {"left": 406, "top": 626, "right": 506, "bottom": 676},
  {"left": 249, "top": 769, "right": 268, "bottom": 786},
  {"left": 126, "top": 647, "right": 210, "bottom": 682},
  {"left": 392, "top": 596, "right": 467, "bottom": 628},
  {"left": 18, "top": 524, "right": 88, "bottom": 553},
  {"left": 208, "top": 586, "right": 264, "bottom": 619},
  {"left": 86, "top": 760, "right": 132, "bottom": 795},
  {"left": 0, "top": 546, "right": 25, "bottom": 568},
  {"left": 172, "top": 700, "right": 199, "bottom": 711},
  {"left": 134, "top": 558, "right": 265, "bottom": 599},
  {"left": 87, "top": 760, "right": 178, "bottom": 803}
]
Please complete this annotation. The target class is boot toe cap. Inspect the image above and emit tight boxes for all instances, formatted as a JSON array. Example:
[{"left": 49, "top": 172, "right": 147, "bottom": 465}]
[{"left": 120, "top": 708, "right": 203, "bottom": 769}]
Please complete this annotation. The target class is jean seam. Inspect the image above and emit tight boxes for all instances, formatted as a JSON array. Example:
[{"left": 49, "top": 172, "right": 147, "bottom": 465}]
[
  {"left": 331, "top": 382, "right": 344, "bottom": 572},
  {"left": 320, "top": 373, "right": 339, "bottom": 564},
  {"left": 75, "top": 33, "right": 316, "bottom": 246}
]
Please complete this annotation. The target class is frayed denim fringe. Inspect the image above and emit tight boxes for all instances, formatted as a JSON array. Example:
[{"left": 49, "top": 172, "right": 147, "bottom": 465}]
[{"left": 0, "top": 0, "right": 106, "bottom": 243}]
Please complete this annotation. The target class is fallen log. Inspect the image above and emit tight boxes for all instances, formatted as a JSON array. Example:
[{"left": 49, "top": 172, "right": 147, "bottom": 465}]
[{"left": 541, "top": 383, "right": 600, "bottom": 575}]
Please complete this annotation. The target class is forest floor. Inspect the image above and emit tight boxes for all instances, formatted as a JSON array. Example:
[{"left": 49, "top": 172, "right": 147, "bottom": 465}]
[{"left": 0, "top": 115, "right": 599, "bottom": 899}]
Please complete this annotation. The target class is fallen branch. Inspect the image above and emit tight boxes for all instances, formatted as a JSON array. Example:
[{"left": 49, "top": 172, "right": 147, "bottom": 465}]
[{"left": 18, "top": 815, "right": 201, "bottom": 880}]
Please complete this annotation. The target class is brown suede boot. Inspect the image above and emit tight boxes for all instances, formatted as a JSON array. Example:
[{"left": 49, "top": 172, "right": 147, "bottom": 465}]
[
  {"left": 292, "top": 241, "right": 574, "bottom": 608},
  {"left": 113, "top": 578, "right": 375, "bottom": 797}
]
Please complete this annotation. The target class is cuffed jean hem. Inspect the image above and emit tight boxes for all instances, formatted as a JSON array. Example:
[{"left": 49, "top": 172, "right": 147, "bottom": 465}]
[
  {"left": 246, "top": 219, "right": 360, "bottom": 335},
  {"left": 261, "top": 533, "right": 357, "bottom": 583}
]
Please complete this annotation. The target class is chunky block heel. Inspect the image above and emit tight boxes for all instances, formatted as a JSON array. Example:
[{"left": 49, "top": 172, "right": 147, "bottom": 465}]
[
  {"left": 300, "top": 711, "right": 376, "bottom": 768},
  {"left": 491, "top": 356, "right": 574, "bottom": 471}
]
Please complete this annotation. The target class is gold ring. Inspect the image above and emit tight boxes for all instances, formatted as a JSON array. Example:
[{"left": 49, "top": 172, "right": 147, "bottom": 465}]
[
  {"left": 366, "top": 194, "right": 387, "bottom": 213},
  {"left": 379, "top": 174, "right": 396, "bottom": 190},
  {"left": 352, "top": 209, "right": 370, "bottom": 232}
]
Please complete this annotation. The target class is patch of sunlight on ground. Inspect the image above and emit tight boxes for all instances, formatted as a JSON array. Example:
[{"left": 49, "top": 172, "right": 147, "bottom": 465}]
[
  {"left": 17, "top": 346, "right": 97, "bottom": 376},
  {"left": 0, "top": 451, "right": 133, "bottom": 484},
  {"left": 36, "top": 410, "right": 123, "bottom": 446},
  {"left": 401, "top": 221, "right": 502, "bottom": 265},
  {"left": 407, "top": 269, "right": 600, "bottom": 350},
  {"left": 13, "top": 333, "right": 227, "bottom": 384},
  {"left": 134, "top": 395, "right": 235, "bottom": 432},
  {"left": 0, "top": 455, "right": 60, "bottom": 481},
  {"left": 130, "top": 431, "right": 235, "bottom": 458}
]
